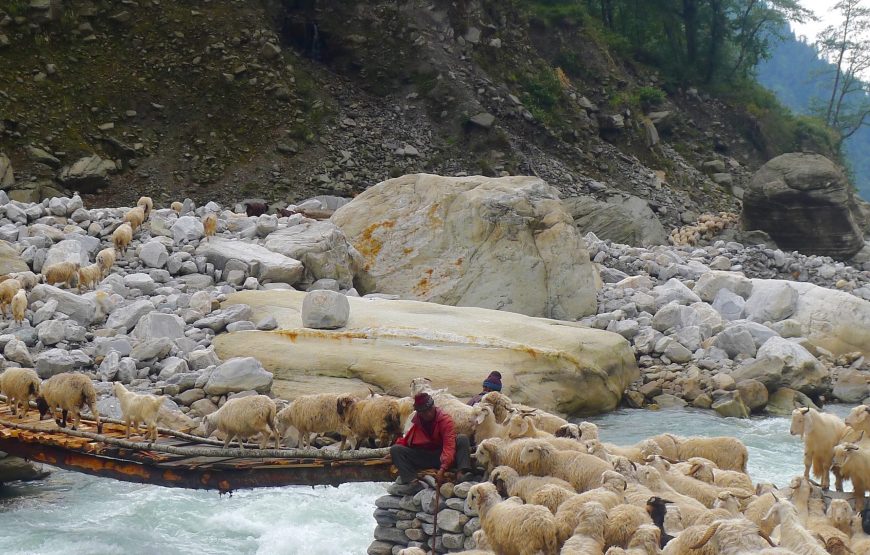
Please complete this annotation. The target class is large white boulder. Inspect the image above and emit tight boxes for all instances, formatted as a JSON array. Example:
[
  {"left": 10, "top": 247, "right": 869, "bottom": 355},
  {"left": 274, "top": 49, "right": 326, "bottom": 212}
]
[
  {"left": 749, "top": 279, "right": 870, "bottom": 356},
  {"left": 203, "top": 357, "right": 273, "bottom": 395},
  {"left": 213, "top": 290, "right": 638, "bottom": 416},
  {"left": 43, "top": 239, "right": 90, "bottom": 268},
  {"left": 331, "top": 173, "right": 599, "bottom": 320},
  {"left": 30, "top": 284, "right": 96, "bottom": 325},
  {"left": 196, "top": 237, "right": 303, "bottom": 285},
  {"left": 264, "top": 220, "right": 363, "bottom": 289}
]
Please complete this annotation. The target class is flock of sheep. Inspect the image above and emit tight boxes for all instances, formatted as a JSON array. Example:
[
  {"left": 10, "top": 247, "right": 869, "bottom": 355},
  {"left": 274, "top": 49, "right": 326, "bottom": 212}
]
[{"left": 0, "top": 196, "right": 221, "bottom": 441}]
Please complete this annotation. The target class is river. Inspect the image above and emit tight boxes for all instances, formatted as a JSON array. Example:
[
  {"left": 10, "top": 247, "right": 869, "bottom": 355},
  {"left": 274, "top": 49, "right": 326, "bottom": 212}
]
[{"left": 0, "top": 405, "right": 853, "bottom": 555}]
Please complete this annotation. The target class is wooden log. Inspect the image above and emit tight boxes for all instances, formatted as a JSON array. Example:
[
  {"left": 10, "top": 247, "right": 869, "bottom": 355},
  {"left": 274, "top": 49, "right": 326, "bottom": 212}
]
[{"left": 0, "top": 417, "right": 390, "bottom": 460}]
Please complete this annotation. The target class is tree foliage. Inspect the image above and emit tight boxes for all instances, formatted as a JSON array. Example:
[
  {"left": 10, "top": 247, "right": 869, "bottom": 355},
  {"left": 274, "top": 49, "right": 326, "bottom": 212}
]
[{"left": 529, "top": 0, "right": 811, "bottom": 85}]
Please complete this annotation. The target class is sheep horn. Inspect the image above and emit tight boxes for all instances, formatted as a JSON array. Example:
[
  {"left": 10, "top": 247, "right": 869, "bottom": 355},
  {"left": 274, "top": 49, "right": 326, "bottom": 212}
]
[
  {"left": 758, "top": 530, "right": 775, "bottom": 547},
  {"left": 688, "top": 463, "right": 702, "bottom": 476},
  {"left": 799, "top": 407, "right": 810, "bottom": 414},
  {"left": 689, "top": 522, "right": 721, "bottom": 550},
  {"left": 629, "top": 460, "right": 637, "bottom": 471},
  {"left": 771, "top": 492, "right": 780, "bottom": 502},
  {"left": 658, "top": 455, "right": 680, "bottom": 464},
  {"left": 733, "top": 492, "right": 753, "bottom": 499}
]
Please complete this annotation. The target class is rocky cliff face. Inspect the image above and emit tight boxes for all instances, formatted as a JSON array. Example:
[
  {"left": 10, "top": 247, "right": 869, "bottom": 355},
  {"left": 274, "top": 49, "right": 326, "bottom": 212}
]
[{"left": 0, "top": 0, "right": 777, "bottom": 230}]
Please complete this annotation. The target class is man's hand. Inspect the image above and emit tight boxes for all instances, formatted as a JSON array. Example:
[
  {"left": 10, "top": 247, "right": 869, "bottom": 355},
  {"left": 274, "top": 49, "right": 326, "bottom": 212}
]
[{"left": 436, "top": 468, "right": 445, "bottom": 484}]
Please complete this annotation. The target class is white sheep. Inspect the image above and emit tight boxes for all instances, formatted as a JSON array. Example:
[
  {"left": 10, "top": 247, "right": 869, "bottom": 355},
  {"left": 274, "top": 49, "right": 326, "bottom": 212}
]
[
  {"left": 517, "top": 439, "right": 612, "bottom": 492},
  {"left": 473, "top": 403, "right": 508, "bottom": 443},
  {"left": 791, "top": 407, "right": 847, "bottom": 490},
  {"left": 559, "top": 501, "right": 608, "bottom": 555},
  {"left": 744, "top": 491, "right": 778, "bottom": 537},
  {"left": 806, "top": 498, "right": 852, "bottom": 547},
  {"left": 674, "top": 436, "right": 749, "bottom": 473},
  {"left": 113, "top": 222, "right": 133, "bottom": 254},
  {"left": 124, "top": 205, "right": 146, "bottom": 232},
  {"left": 681, "top": 457, "right": 754, "bottom": 494},
  {"left": 112, "top": 382, "right": 164, "bottom": 441},
  {"left": 844, "top": 404, "right": 870, "bottom": 443},
  {"left": 505, "top": 411, "right": 553, "bottom": 439},
  {"left": 832, "top": 440, "right": 870, "bottom": 513},
  {"left": 688, "top": 517, "right": 777, "bottom": 554},
  {"left": 396, "top": 396, "right": 415, "bottom": 433},
  {"left": 36, "top": 372, "right": 102, "bottom": 432},
  {"left": 11, "top": 288, "right": 27, "bottom": 325},
  {"left": 554, "top": 471, "right": 627, "bottom": 539},
  {"left": 764, "top": 499, "right": 829, "bottom": 555},
  {"left": 489, "top": 465, "right": 573, "bottom": 503},
  {"left": 660, "top": 523, "right": 717, "bottom": 555},
  {"left": 77, "top": 263, "right": 102, "bottom": 292},
  {"left": 8, "top": 271, "right": 40, "bottom": 290},
  {"left": 646, "top": 456, "right": 724, "bottom": 508},
  {"left": 530, "top": 483, "right": 579, "bottom": 514},
  {"left": 203, "top": 212, "right": 217, "bottom": 241},
  {"left": 137, "top": 196, "right": 153, "bottom": 219},
  {"left": 604, "top": 503, "right": 654, "bottom": 549},
  {"left": 479, "top": 390, "right": 568, "bottom": 433},
  {"left": 0, "top": 278, "right": 21, "bottom": 316},
  {"left": 618, "top": 524, "right": 662, "bottom": 555},
  {"left": 96, "top": 247, "right": 116, "bottom": 278},
  {"left": 851, "top": 512, "right": 870, "bottom": 554},
  {"left": 475, "top": 437, "right": 540, "bottom": 476},
  {"left": 0, "top": 367, "right": 40, "bottom": 418},
  {"left": 202, "top": 395, "right": 280, "bottom": 451},
  {"left": 171, "top": 201, "right": 184, "bottom": 214},
  {"left": 467, "top": 482, "right": 559, "bottom": 555},
  {"left": 42, "top": 262, "right": 80, "bottom": 289},
  {"left": 336, "top": 394, "right": 401, "bottom": 448},
  {"left": 275, "top": 393, "right": 353, "bottom": 450}
]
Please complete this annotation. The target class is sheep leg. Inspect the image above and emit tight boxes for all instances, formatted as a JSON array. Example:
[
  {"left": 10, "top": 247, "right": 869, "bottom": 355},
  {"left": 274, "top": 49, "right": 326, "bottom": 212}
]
[
  {"left": 268, "top": 421, "right": 280, "bottom": 450},
  {"left": 833, "top": 467, "right": 844, "bottom": 492},
  {"left": 8, "top": 397, "right": 16, "bottom": 416},
  {"left": 820, "top": 463, "right": 831, "bottom": 490},
  {"left": 59, "top": 408, "right": 68, "bottom": 428},
  {"left": 803, "top": 451, "right": 812, "bottom": 481}
]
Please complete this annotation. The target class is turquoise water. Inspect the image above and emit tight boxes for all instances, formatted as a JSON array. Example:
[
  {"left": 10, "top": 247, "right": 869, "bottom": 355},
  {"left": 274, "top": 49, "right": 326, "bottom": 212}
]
[{"left": 0, "top": 406, "right": 853, "bottom": 554}]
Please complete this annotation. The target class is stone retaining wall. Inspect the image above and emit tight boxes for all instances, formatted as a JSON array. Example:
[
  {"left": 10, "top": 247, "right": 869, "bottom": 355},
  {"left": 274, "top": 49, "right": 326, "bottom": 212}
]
[{"left": 368, "top": 478, "right": 482, "bottom": 554}]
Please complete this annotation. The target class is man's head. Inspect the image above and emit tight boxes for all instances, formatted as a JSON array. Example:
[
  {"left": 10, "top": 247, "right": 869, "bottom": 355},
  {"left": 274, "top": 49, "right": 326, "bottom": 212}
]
[
  {"left": 482, "top": 371, "right": 502, "bottom": 393},
  {"left": 414, "top": 392, "right": 436, "bottom": 422}
]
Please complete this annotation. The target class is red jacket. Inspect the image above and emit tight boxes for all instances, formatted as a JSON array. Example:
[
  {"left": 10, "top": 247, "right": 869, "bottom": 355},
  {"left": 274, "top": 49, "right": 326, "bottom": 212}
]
[{"left": 395, "top": 408, "right": 456, "bottom": 471}]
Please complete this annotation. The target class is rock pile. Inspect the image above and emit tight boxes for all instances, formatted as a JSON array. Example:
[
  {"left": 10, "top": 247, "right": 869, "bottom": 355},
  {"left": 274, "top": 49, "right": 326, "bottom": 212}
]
[
  {"left": 368, "top": 479, "right": 484, "bottom": 555},
  {"left": 584, "top": 233, "right": 870, "bottom": 416}
]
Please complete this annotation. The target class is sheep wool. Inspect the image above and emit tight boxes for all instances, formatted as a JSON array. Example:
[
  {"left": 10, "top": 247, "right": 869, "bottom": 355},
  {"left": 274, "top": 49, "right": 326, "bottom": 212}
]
[
  {"left": 113, "top": 222, "right": 133, "bottom": 254},
  {"left": 336, "top": 394, "right": 401, "bottom": 449},
  {"left": 791, "top": 407, "right": 847, "bottom": 490},
  {"left": 112, "top": 382, "right": 165, "bottom": 442},
  {"left": 832, "top": 442, "right": 870, "bottom": 513},
  {"left": 11, "top": 288, "right": 27, "bottom": 324},
  {"left": 137, "top": 196, "right": 153, "bottom": 219},
  {"left": 202, "top": 394, "right": 279, "bottom": 450},
  {"left": 36, "top": 372, "right": 101, "bottom": 432},
  {"left": 203, "top": 213, "right": 217, "bottom": 241},
  {"left": 171, "top": 201, "right": 184, "bottom": 213},
  {"left": 42, "top": 262, "right": 79, "bottom": 289},
  {"left": 0, "top": 278, "right": 22, "bottom": 316},
  {"left": 77, "top": 263, "right": 102, "bottom": 292},
  {"left": 0, "top": 367, "right": 40, "bottom": 418},
  {"left": 275, "top": 393, "right": 354, "bottom": 450},
  {"left": 96, "top": 247, "right": 116, "bottom": 278},
  {"left": 467, "top": 482, "right": 558, "bottom": 555},
  {"left": 123, "top": 205, "right": 146, "bottom": 232}
]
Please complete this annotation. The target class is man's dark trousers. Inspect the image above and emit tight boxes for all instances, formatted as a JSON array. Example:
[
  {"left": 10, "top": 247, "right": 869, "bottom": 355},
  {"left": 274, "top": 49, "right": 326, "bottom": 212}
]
[{"left": 390, "top": 434, "right": 472, "bottom": 483}]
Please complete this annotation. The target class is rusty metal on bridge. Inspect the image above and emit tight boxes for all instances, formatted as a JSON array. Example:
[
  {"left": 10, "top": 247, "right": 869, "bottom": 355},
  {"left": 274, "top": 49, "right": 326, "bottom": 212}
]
[{"left": 0, "top": 405, "right": 394, "bottom": 493}]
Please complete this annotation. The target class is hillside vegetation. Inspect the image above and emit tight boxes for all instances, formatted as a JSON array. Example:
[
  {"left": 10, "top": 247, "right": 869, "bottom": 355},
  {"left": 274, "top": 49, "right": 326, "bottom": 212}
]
[{"left": 0, "top": 0, "right": 841, "bottom": 224}]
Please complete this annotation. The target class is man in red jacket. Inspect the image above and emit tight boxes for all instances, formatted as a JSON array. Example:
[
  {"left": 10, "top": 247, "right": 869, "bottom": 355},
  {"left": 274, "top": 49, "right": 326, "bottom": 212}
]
[{"left": 390, "top": 392, "right": 472, "bottom": 484}]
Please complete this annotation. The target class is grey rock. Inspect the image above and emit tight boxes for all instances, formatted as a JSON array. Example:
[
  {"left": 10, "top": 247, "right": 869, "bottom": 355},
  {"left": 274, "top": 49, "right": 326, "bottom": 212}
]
[
  {"left": 171, "top": 216, "right": 204, "bottom": 244},
  {"left": 132, "top": 312, "right": 185, "bottom": 341},
  {"left": 106, "top": 300, "right": 154, "bottom": 332},
  {"left": 301, "top": 289, "right": 350, "bottom": 329},
  {"left": 139, "top": 241, "right": 169, "bottom": 269},
  {"left": 712, "top": 391, "right": 750, "bottom": 418},
  {"left": 203, "top": 357, "right": 273, "bottom": 395},
  {"left": 35, "top": 348, "right": 75, "bottom": 378},
  {"left": 124, "top": 273, "right": 157, "bottom": 295},
  {"left": 713, "top": 326, "right": 757, "bottom": 358},
  {"left": 744, "top": 282, "right": 797, "bottom": 323},
  {"left": 832, "top": 369, "right": 870, "bottom": 403},
  {"left": 30, "top": 285, "right": 95, "bottom": 325},
  {"left": 158, "top": 357, "right": 189, "bottom": 380},
  {"left": 4, "top": 338, "right": 33, "bottom": 366},
  {"left": 712, "top": 288, "right": 746, "bottom": 321},
  {"left": 43, "top": 239, "right": 90, "bottom": 268},
  {"left": 197, "top": 238, "right": 303, "bottom": 285},
  {"left": 193, "top": 303, "right": 253, "bottom": 332},
  {"left": 36, "top": 320, "right": 65, "bottom": 346},
  {"left": 187, "top": 348, "right": 220, "bottom": 371},
  {"left": 130, "top": 338, "right": 173, "bottom": 361}
]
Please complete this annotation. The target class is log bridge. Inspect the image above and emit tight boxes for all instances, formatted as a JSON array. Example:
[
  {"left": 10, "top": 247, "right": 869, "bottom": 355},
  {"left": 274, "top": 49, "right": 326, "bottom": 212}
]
[{"left": 0, "top": 403, "right": 394, "bottom": 493}]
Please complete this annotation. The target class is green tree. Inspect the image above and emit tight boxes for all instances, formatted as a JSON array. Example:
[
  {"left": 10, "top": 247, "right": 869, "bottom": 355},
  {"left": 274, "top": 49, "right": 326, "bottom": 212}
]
[{"left": 817, "top": 0, "right": 870, "bottom": 146}]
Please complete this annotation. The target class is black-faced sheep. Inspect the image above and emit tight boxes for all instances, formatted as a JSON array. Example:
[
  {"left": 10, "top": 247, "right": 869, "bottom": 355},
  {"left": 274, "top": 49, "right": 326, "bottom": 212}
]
[
  {"left": 36, "top": 372, "right": 102, "bottom": 432},
  {"left": 467, "top": 482, "right": 558, "bottom": 555},
  {"left": 112, "top": 382, "right": 164, "bottom": 442},
  {"left": 202, "top": 395, "right": 280, "bottom": 451},
  {"left": 0, "top": 367, "right": 40, "bottom": 418},
  {"left": 791, "top": 407, "right": 847, "bottom": 491},
  {"left": 275, "top": 393, "right": 353, "bottom": 450}
]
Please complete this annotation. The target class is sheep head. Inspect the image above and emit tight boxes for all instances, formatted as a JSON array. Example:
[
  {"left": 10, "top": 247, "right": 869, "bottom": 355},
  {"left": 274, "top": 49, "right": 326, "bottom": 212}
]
[
  {"left": 790, "top": 407, "right": 810, "bottom": 437},
  {"left": 409, "top": 377, "right": 432, "bottom": 396},
  {"left": 845, "top": 404, "right": 869, "bottom": 428},
  {"left": 36, "top": 395, "right": 50, "bottom": 420},
  {"left": 762, "top": 499, "right": 796, "bottom": 525},
  {"left": 201, "top": 413, "right": 219, "bottom": 438},
  {"left": 832, "top": 443, "right": 856, "bottom": 469},
  {"left": 473, "top": 405, "right": 492, "bottom": 426},
  {"left": 506, "top": 413, "right": 531, "bottom": 438},
  {"left": 336, "top": 395, "right": 356, "bottom": 419},
  {"left": 519, "top": 440, "right": 554, "bottom": 467},
  {"left": 686, "top": 459, "right": 715, "bottom": 483},
  {"left": 489, "top": 465, "right": 516, "bottom": 496},
  {"left": 827, "top": 499, "right": 854, "bottom": 530},
  {"left": 112, "top": 382, "right": 128, "bottom": 397},
  {"left": 474, "top": 438, "right": 500, "bottom": 467},
  {"left": 554, "top": 423, "right": 581, "bottom": 439},
  {"left": 467, "top": 482, "right": 498, "bottom": 515},
  {"left": 578, "top": 421, "right": 599, "bottom": 440},
  {"left": 600, "top": 470, "right": 627, "bottom": 491}
]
